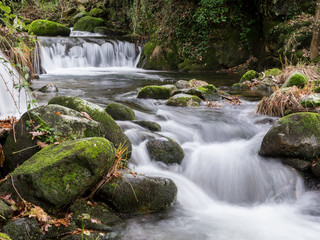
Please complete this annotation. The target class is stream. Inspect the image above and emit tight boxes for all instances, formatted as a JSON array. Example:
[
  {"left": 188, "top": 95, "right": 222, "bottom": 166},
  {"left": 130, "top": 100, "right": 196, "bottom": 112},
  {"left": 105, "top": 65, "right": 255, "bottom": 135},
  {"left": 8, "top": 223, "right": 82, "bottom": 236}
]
[{"left": 30, "top": 34, "right": 320, "bottom": 240}]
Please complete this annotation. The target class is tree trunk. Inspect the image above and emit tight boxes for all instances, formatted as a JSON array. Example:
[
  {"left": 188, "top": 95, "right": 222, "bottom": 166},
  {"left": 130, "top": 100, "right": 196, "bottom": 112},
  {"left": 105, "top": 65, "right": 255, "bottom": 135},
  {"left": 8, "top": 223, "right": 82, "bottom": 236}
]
[{"left": 310, "top": 0, "right": 320, "bottom": 62}]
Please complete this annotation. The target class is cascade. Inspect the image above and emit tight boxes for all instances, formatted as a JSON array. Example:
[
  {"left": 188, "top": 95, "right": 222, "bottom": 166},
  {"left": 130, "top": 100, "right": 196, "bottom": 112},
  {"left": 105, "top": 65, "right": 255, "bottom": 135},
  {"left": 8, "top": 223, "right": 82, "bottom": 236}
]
[
  {"left": 0, "top": 51, "right": 31, "bottom": 119},
  {"left": 38, "top": 36, "right": 142, "bottom": 73}
]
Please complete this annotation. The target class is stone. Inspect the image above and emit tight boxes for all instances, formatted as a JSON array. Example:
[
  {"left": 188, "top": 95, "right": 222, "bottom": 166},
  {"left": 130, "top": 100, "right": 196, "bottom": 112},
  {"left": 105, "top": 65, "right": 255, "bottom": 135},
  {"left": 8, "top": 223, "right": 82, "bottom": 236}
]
[
  {"left": 2, "top": 218, "right": 41, "bottom": 240},
  {"left": 301, "top": 93, "right": 320, "bottom": 108},
  {"left": 311, "top": 161, "right": 320, "bottom": 177},
  {"left": 264, "top": 68, "right": 282, "bottom": 76},
  {"left": 282, "top": 72, "right": 308, "bottom": 88},
  {"left": 105, "top": 103, "right": 135, "bottom": 121},
  {"left": 281, "top": 158, "right": 311, "bottom": 171},
  {"left": 240, "top": 70, "right": 258, "bottom": 83},
  {"left": 0, "top": 138, "right": 115, "bottom": 211},
  {"left": 175, "top": 80, "right": 190, "bottom": 89},
  {"left": 28, "top": 20, "right": 70, "bottom": 36},
  {"left": 166, "top": 93, "right": 201, "bottom": 107},
  {"left": 38, "top": 83, "right": 58, "bottom": 93},
  {"left": 73, "top": 16, "right": 105, "bottom": 32},
  {"left": 97, "top": 172, "right": 177, "bottom": 215},
  {"left": 137, "top": 85, "right": 172, "bottom": 99},
  {"left": 0, "top": 200, "right": 13, "bottom": 221},
  {"left": 133, "top": 120, "right": 161, "bottom": 132}
]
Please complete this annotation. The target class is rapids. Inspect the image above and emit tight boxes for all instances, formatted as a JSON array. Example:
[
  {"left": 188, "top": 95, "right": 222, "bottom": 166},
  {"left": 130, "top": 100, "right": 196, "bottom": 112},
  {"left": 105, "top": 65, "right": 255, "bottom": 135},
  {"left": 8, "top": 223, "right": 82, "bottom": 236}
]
[{"left": 30, "top": 34, "right": 320, "bottom": 239}]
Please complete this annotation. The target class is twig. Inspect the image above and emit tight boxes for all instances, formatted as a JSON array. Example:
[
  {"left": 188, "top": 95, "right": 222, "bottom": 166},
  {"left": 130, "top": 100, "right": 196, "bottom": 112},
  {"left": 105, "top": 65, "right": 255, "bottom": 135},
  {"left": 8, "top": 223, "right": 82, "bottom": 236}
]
[{"left": 12, "top": 145, "right": 38, "bottom": 154}]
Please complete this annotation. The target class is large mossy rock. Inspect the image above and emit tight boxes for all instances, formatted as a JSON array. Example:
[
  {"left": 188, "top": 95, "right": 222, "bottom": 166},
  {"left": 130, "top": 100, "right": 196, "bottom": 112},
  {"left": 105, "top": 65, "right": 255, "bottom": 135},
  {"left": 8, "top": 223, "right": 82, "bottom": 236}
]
[
  {"left": 105, "top": 103, "right": 135, "bottom": 121},
  {"left": 146, "top": 137, "right": 184, "bottom": 164},
  {"left": 48, "top": 96, "right": 131, "bottom": 156},
  {"left": 133, "top": 120, "right": 161, "bottom": 132},
  {"left": 240, "top": 70, "right": 258, "bottom": 83},
  {"left": 70, "top": 200, "right": 123, "bottom": 232},
  {"left": 282, "top": 72, "right": 308, "bottom": 88},
  {"left": 73, "top": 16, "right": 105, "bottom": 32},
  {"left": 2, "top": 104, "right": 104, "bottom": 175},
  {"left": 183, "top": 84, "right": 219, "bottom": 101},
  {"left": 97, "top": 173, "right": 177, "bottom": 215},
  {"left": 264, "top": 68, "right": 282, "bottom": 76},
  {"left": 166, "top": 94, "right": 201, "bottom": 107},
  {"left": 2, "top": 218, "right": 41, "bottom": 240},
  {"left": 28, "top": 19, "right": 70, "bottom": 36},
  {"left": 0, "top": 138, "right": 115, "bottom": 211},
  {"left": 260, "top": 112, "right": 320, "bottom": 161},
  {"left": 137, "top": 85, "right": 172, "bottom": 99}
]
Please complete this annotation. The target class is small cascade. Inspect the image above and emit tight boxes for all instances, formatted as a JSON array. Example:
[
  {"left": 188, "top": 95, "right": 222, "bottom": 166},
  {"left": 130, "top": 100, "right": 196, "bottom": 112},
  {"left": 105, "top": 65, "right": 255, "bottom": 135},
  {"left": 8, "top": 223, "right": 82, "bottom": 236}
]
[
  {"left": 0, "top": 51, "right": 31, "bottom": 119},
  {"left": 38, "top": 37, "right": 142, "bottom": 73}
]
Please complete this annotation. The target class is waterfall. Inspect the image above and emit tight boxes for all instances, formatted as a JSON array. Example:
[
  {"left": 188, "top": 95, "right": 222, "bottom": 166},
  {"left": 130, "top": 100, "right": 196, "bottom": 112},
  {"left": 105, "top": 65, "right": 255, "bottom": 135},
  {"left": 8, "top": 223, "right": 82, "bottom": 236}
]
[
  {"left": 0, "top": 51, "right": 31, "bottom": 119},
  {"left": 38, "top": 37, "right": 142, "bottom": 73}
]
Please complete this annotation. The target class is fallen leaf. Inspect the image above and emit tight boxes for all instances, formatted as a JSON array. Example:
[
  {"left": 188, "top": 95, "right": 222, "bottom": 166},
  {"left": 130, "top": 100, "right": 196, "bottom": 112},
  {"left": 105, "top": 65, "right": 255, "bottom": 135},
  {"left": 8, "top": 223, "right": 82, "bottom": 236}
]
[
  {"left": 37, "top": 141, "right": 49, "bottom": 149},
  {"left": 90, "top": 218, "right": 102, "bottom": 224},
  {"left": 29, "top": 131, "right": 45, "bottom": 140},
  {"left": 81, "top": 112, "right": 93, "bottom": 121}
]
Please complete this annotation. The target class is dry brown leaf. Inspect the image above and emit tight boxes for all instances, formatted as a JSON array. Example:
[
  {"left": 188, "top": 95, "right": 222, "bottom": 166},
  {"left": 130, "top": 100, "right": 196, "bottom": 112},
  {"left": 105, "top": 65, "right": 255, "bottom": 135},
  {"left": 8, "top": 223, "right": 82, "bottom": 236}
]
[
  {"left": 37, "top": 141, "right": 49, "bottom": 149},
  {"left": 81, "top": 112, "right": 93, "bottom": 121},
  {"left": 29, "top": 131, "right": 45, "bottom": 140},
  {"left": 90, "top": 218, "right": 102, "bottom": 224},
  {"left": 0, "top": 145, "right": 5, "bottom": 167}
]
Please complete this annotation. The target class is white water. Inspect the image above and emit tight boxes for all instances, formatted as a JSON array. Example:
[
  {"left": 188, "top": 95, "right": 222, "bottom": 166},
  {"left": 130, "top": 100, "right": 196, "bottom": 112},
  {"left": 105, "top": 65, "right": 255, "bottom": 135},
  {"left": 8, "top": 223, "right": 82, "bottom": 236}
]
[
  {"left": 0, "top": 51, "right": 31, "bottom": 119},
  {"left": 34, "top": 37, "right": 320, "bottom": 240}
]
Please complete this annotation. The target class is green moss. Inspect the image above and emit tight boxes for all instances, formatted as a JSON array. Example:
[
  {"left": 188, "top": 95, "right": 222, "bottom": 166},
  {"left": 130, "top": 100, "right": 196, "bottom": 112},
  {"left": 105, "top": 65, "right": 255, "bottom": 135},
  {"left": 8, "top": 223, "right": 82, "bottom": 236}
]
[
  {"left": 264, "top": 68, "right": 282, "bottom": 76},
  {"left": 0, "top": 233, "right": 11, "bottom": 240},
  {"left": 105, "top": 103, "right": 135, "bottom": 121},
  {"left": 166, "top": 94, "right": 201, "bottom": 107},
  {"left": 73, "top": 16, "right": 105, "bottom": 32},
  {"left": 313, "top": 86, "right": 320, "bottom": 93},
  {"left": 137, "top": 85, "right": 172, "bottom": 99},
  {"left": 88, "top": 8, "right": 107, "bottom": 18},
  {"left": 134, "top": 121, "right": 161, "bottom": 132},
  {"left": 240, "top": 70, "right": 258, "bottom": 83},
  {"left": 197, "top": 84, "right": 217, "bottom": 94},
  {"left": 283, "top": 72, "right": 308, "bottom": 88},
  {"left": 28, "top": 19, "right": 70, "bottom": 36}
]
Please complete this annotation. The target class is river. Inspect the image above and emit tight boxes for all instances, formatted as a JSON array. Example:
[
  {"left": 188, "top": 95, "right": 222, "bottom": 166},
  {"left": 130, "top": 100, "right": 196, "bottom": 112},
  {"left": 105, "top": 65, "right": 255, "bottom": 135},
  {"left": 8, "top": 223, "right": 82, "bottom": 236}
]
[{"left": 31, "top": 34, "right": 320, "bottom": 240}]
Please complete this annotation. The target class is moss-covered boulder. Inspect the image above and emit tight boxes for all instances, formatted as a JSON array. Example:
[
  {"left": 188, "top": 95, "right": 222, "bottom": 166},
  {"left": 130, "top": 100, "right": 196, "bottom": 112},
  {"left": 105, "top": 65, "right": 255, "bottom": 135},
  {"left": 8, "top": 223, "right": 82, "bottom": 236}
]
[
  {"left": 73, "top": 16, "right": 105, "bottom": 32},
  {"left": 146, "top": 137, "right": 184, "bottom": 164},
  {"left": 182, "top": 84, "right": 219, "bottom": 101},
  {"left": 0, "top": 138, "right": 115, "bottom": 211},
  {"left": 69, "top": 200, "right": 123, "bottom": 232},
  {"left": 137, "top": 85, "right": 172, "bottom": 99},
  {"left": 260, "top": 112, "right": 320, "bottom": 161},
  {"left": 38, "top": 83, "right": 58, "bottom": 93},
  {"left": 97, "top": 172, "right": 177, "bottom": 215},
  {"left": 105, "top": 103, "right": 135, "bottom": 121},
  {"left": 264, "top": 68, "right": 282, "bottom": 76},
  {"left": 301, "top": 93, "right": 320, "bottom": 108},
  {"left": 2, "top": 104, "right": 104, "bottom": 175},
  {"left": 88, "top": 8, "right": 107, "bottom": 18},
  {"left": 28, "top": 19, "right": 70, "bottom": 36},
  {"left": 189, "top": 79, "right": 208, "bottom": 87},
  {"left": 166, "top": 94, "right": 201, "bottom": 107},
  {"left": 232, "top": 83, "right": 248, "bottom": 90},
  {"left": 175, "top": 80, "right": 190, "bottom": 89},
  {"left": 2, "top": 218, "right": 41, "bottom": 240},
  {"left": 240, "top": 70, "right": 258, "bottom": 83},
  {"left": 133, "top": 120, "right": 161, "bottom": 132},
  {"left": 283, "top": 72, "right": 308, "bottom": 88},
  {"left": 48, "top": 96, "right": 131, "bottom": 156},
  {"left": 0, "top": 200, "right": 13, "bottom": 221}
]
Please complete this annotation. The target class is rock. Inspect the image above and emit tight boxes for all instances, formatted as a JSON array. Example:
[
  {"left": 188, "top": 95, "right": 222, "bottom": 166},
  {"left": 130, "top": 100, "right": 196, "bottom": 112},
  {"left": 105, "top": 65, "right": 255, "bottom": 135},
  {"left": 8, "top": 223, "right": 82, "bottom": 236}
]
[
  {"left": 254, "top": 118, "right": 275, "bottom": 125},
  {"left": 133, "top": 121, "right": 161, "bottom": 132},
  {"left": 283, "top": 72, "right": 308, "bottom": 88},
  {"left": 240, "top": 70, "right": 258, "bottom": 83},
  {"left": 97, "top": 172, "right": 177, "bottom": 215},
  {"left": 264, "top": 68, "right": 282, "bottom": 76},
  {"left": 73, "top": 16, "right": 105, "bottom": 32},
  {"left": 93, "top": 27, "right": 124, "bottom": 36},
  {"left": 2, "top": 104, "right": 104, "bottom": 175},
  {"left": 281, "top": 158, "right": 311, "bottom": 171},
  {"left": 72, "top": 11, "right": 87, "bottom": 25},
  {"left": 2, "top": 218, "right": 41, "bottom": 240},
  {"left": 105, "top": 103, "right": 135, "bottom": 121},
  {"left": 232, "top": 83, "right": 248, "bottom": 90},
  {"left": 38, "top": 83, "right": 58, "bottom": 93},
  {"left": 137, "top": 85, "right": 172, "bottom": 99},
  {"left": 0, "top": 200, "right": 13, "bottom": 221},
  {"left": 88, "top": 8, "right": 108, "bottom": 18},
  {"left": 301, "top": 93, "right": 320, "bottom": 108},
  {"left": 182, "top": 84, "right": 219, "bottom": 101},
  {"left": 175, "top": 80, "right": 190, "bottom": 89},
  {"left": 188, "top": 79, "right": 208, "bottom": 87},
  {"left": 70, "top": 200, "right": 123, "bottom": 232},
  {"left": 260, "top": 112, "right": 320, "bottom": 161},
  {"left": 28, "top": 19, "right": 70, "bottom": 36},
  {"left": 166, "top": 93, "right": 201, "bottom": 107},
  {"left": 0, "top": 138, "right": 115, "bottom": 211},
  {"left": 0, "top": 129, "right": 9, "bottom": 146},
  {"left": 311, "top": 161, "right": 320, "bottom": 177},
  {"left": 48, "top": 96, "right": 131, "bottom": 156},
  {"left": 146, "top": 137, "right": 184, "bottom": 164}
]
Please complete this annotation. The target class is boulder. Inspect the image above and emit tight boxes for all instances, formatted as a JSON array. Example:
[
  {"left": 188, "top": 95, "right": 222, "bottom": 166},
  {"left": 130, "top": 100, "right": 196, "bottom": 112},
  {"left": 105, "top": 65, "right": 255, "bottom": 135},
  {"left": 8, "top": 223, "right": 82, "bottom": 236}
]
[
  {"left": 282, "top": 72, "right": 308, "bottom": 88},
  {"left": 73, "top": 16, "right": 105, "bottom": 32},
  {"left": 232, "top": 83, "right": 248, "bottom": 90},
  {"left": 166, "top": 93, "right": 201, "bottom": 107},
  {"left": 48, "top": 96, "right": 131, "bottom": 156},
  {"left": 88, "top": 8, "right": 108, "bottom": 18},
  {"left": 2, "top": 104, "right": 104, "bottom": 175},
  {"left": 301, "top": 93, "right": 320, "bottom": 108},
  {"left": 105, "top": 103, "right": 135, "bottom": 121},
  {"left": 133, "top": 120, "right": 161, "bottom": 132},
  {"left": 240, "top": 70, "right": 258, "bottom": 83},
  {"left": 0, "top": 138, "right": 115, "bottom": 211},
  {"left": 182, "top": 84, "right": 219, "bottom": 101},
  {"left": 0, "top": 200, "right": 13, "bottom": 221},
  {"left": 137, "top": 85, "right": 172, "bottom": 99},
  {"left": 69, "top": 200, "right": 123, "bottom": 232},
  {"left": 38, "top": 83, "right": 58, "bottom": 93},
  {"left": 28, "top": 20, "right": 70, "bottom": 36},
  {"left": 264, "top": 68, "right": 282, "bottom": 76},
  {"left": 260, "top": 112, "right": 320, "bottom": 161},
  {"left": 312, "top": 161, "right": 320, "bottom": 177},
  {"left": 146, "top": 137, "right": 184, "bottom": 164},
  {"left": 97, "top": 172, "right": 177, "bottom": 215},
  {"left": 188, "top": 79, "right": 208, "bottom": 87},
  {"left": 2, "top": 218, "right": 41, "bottom": 240},
  {"left": 175, "top": 80, "right": 190, "bottom": 89}
]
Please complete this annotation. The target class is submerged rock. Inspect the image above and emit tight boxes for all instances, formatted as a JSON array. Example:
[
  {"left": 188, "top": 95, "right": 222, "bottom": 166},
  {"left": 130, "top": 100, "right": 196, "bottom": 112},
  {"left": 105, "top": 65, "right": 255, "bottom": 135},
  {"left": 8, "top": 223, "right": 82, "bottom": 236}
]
[
  {"left": 97, "top": 172, "right": 177, "bottom": 215},
  {"left": 38, "top": 83, "right": 59, "bottom": 93},
  {"left": 166, "top": 93, "right": 201, "bottom": 107},
  {"left": 133, "top": 120, "right": 161, "bottom": 132},
  {"left": 28, "top": 19, "right": 70, "bottom": 36},
  {"left": 137, "top": 85, "right": 172, "bottom": 99},
  {"left": 146, "top": 137, "right": 184, "bottom": 164},
  {"left": 260, "top": 112, "right": 320, "bottom": 160},
  {"left": 2, "top": 104, "right": 104, "bottom": 175},
  {"left": 0, "top": 138, "right": 115, "bottom": 211},
  {"left": 105, "top": 103, "right": 135, "bottom": 121},
  {"left": 48, "top": 96, "right": 132, "bottom": 156},
  {"left": 73, "top": 16, "right": 105, "bottom": 32}
]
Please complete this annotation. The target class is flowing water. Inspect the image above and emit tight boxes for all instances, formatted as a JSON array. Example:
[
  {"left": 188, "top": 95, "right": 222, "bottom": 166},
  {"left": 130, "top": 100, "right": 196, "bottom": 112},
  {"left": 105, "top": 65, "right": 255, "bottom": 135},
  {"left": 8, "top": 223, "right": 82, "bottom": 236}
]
[{"left": 30, "top": 33, "right": 320, "bottom": 239}]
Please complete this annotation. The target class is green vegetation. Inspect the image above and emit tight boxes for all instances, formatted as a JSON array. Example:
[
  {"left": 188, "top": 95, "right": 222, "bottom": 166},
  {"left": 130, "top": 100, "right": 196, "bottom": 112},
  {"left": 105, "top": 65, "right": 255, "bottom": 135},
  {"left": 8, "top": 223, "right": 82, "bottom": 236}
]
[
  {"left": 240, "top": 70, "right": 258, "bottom": 83},
  {"left": 73, "top": 16, "right": 104, "bottom": 32},
  {"left": 28, "top": 19, "right": 70, "bottom": 36},
  {"left": 137, "top": 85, "right": 173, "bottom": 99},
  {"left": 283, "top": 72, "right": 308, "bottom": 88}
]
